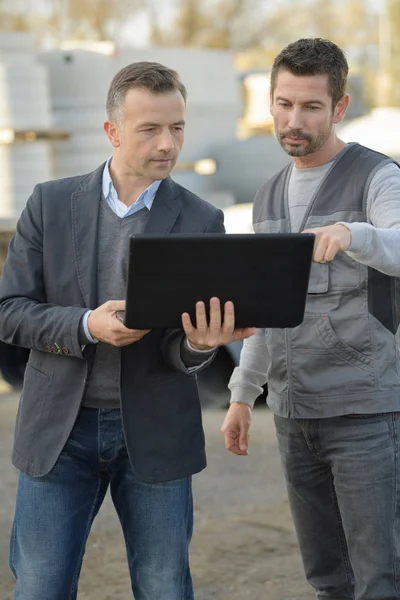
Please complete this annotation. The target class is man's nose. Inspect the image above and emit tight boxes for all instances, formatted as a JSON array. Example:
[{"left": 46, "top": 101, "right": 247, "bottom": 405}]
[
  {"left": 157, "top": 129, "right": 174, "bottom": 153},
  {"left": 287, "top": 108, "right": 304, "bottom": 131}
]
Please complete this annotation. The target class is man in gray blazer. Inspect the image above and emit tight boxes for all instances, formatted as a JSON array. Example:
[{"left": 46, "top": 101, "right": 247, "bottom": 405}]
[{"left": 0, "top": 61, "right": 254, "bottom": 600}]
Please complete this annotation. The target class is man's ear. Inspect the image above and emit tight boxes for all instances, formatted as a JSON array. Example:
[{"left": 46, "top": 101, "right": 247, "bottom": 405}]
[
  {"left": 333, "top": 94, "right": 350, "bottom": 124},
  {"left": 104, "top": 120, "right": 120, "bottom": 148},
  {"left": 269, "top": 88, "right": 274, "bottom": 117}
]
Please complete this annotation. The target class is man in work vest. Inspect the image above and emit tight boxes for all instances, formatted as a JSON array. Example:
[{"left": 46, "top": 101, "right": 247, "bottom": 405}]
[{"left": 221, "top": 37, "right": 400, "bottom": 600}]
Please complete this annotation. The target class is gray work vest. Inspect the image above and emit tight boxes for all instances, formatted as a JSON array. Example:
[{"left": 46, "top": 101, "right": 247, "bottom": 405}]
[{"left": 253, "top": 143, "right": 400, "bottom": 418}]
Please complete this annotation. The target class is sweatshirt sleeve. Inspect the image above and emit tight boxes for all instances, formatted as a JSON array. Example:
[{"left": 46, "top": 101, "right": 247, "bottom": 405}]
[
  {"left": 337, "top": 162, "right": 400, "bottom": 277},
  {"left": 228, "top": 328, "right": 270, "bottom": 407}
]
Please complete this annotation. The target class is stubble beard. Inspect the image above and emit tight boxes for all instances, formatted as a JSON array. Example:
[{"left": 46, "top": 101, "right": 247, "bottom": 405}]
[
  {"left": 276, "top": 129, "right": 330, "bottom": 158},
  {"left": 144, "top": 156, "right": 177, "bottom": 180}
]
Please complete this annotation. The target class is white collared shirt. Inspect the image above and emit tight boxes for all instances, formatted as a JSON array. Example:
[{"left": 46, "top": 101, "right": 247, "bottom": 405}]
[{"left": 102, "top": 158, "right": 161, "bottom": 217}]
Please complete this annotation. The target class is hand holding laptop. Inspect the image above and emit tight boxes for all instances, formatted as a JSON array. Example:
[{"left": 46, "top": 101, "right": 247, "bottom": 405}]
[
  {"left": 181, "top": 297, "right": 256, "bottom": 351},
  {"left": 88, "top": 300, "right": 152, "bottom": 347}
]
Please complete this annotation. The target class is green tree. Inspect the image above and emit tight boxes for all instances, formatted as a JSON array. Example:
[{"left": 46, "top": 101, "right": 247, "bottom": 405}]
[
  {"left": 0, "top": 0, "right": 145, "bottom": 42},
  {"left": 149, "top": 0, "right": 379, "bottom": 106},
  {"left": 150, "top": 0, "right": 268, "bottom": 50},
  {"left": 58, "top": 0, "right": 145, "bottom": 41},
  {"left": 150, "top": 0, "right": 377, "bottom": 53},
  {"left": 0, "top": 0, "right": 31, "bottom": 30}
]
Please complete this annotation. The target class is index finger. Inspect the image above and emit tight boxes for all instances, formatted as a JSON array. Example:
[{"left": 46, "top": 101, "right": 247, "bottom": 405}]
[
  {"left": 181, "top": 312, "right": 195, "bottom": 337},
  {"left": 107, "top": 300, "right": 126, "bottom": 312}
]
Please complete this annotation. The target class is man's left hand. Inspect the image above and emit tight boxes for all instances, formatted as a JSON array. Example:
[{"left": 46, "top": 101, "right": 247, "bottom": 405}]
[
  {"left": 302, "top": 224, "right": 351, "bottom": 263},
  {"left": 181, "top": 297, "right": 256, "bottom": 351}
]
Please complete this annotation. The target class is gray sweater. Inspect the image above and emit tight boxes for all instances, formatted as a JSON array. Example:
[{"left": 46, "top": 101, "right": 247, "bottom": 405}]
[
  {"left": 84, "top": 200, "right": 150, "bottom": 408},
  {"left": 83, "top": 197, "right": 216, "bottom": 408}
]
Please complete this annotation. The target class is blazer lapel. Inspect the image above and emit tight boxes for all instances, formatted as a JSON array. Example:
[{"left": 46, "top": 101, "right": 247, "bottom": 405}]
[
  {"left": 71, "top": 172, "right": 180, "bottom": 308},
  {"left": 144, "top": 177, "right": 181, "bottom": 234},
  {"left": 71, "top": 163, "right": 105, "bottom": 308}
]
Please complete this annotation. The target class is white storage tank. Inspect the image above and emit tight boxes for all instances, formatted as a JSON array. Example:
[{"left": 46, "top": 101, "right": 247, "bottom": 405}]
[
  {"left": 0, "top": 60, "right": 51, "bottom": 130},
  {"left": 0, "top": 142, "right": 52, "bottom": 217},
  {"left": 0, "top": 33, "right": 53, "bottom": 218},
  {"left": 0, "top": 32, "right": 38, "bottom": 59},
  {"left": 39, "top": 49, "right": 112, "bottom": 178}
]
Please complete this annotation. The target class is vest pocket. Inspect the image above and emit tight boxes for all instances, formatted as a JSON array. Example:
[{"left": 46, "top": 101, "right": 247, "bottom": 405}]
[
  {"left": 316, "top": 317, "right": 374, "bottom": 372},
  {"left": 265, "top": 328, "right": 289, "bottom": 397},
  {"left": 291, "top": 316, "right": 375, "bottom": 395},
  {"left": 307, "top": 262, "right": 329, "bottom": 294},
  {"left": 307, "top": 255, "right": 362, "bottom": 295}
]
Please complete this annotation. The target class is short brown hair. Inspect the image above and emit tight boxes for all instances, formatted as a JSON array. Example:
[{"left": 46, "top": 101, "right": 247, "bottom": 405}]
[
  {"left": 106, "top": 61, "right": 187, "bottom": 124},
  {"left": 270, "top": 38, "right": 348, "bottom": 108}
]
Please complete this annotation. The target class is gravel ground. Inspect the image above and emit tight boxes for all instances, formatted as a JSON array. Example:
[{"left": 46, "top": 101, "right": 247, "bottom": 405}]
[{"left": 0, "top": 388, "right": 312, "bottom": 600}]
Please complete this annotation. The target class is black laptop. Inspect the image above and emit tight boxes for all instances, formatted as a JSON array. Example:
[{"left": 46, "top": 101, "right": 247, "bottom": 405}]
[{"left": 124, "top": 233, "right": 315, "bottom": 330}]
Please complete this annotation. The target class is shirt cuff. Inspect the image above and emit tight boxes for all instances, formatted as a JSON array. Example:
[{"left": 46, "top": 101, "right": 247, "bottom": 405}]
[
  {"left": 229, "top": 386, "right": 257, "bottom": 408},
  {"left": 80, "top": 310, "right": 99, "bottom": 344},
  {"left": 185, "top": 337, "right": 217, "bottom": 354},
  {"left": 180, "top": 337, "right": 216, "bottom": 372},
  {"left": 335, "top": 221, "right": 366, "bottom": 253}
]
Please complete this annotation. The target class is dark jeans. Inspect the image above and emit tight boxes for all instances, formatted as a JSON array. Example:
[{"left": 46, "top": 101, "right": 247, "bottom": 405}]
[
  {"left": 275, "top": 413, "right": 400, "bottom": 600},
  {"left": 10, "top": 407, "right": 194, "bottom": 600}
]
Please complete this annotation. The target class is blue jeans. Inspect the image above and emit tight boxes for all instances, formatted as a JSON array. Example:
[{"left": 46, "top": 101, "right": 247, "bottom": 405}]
[
  {"left": 275, "top": 413, "right": 400, "bottom": 600},
  {"left": 10, "top": 407, "right": 194, "bottom": 600}
]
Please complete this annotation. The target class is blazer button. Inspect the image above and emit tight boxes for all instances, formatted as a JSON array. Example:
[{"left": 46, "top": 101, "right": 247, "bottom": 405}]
[
  {"left": 50, "top": 346, "right": 57, "bottom": 353},
  {"left": 61, "top": 347, "right": 69, "bottom": 355},
  {"left": 45, "top": 345, "right": 51, "bottom": 352}
]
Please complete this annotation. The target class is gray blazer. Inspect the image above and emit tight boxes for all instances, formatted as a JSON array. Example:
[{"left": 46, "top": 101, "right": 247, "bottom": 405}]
[{"left": 0, "top": 164, "right": 224, "bottom": 482}]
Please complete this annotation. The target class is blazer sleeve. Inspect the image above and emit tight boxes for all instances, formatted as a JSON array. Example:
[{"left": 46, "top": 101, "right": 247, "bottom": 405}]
[
  {"left": 161, "top": 206, "right": 225, "bottom": 373},
  {"left": 205, "top": 207, "right": 225, "bottom": 233},
  {"left": 0, "top": 185, "right": 87, "bottom": 358}
]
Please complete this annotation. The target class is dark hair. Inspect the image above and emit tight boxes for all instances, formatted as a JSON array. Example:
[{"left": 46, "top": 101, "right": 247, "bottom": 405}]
[
  {"left": 106, "top": 61, "right": 187, "bottom": 124},
  {"left": 270, "top": 38, "right": 348, "bottom": 108}
]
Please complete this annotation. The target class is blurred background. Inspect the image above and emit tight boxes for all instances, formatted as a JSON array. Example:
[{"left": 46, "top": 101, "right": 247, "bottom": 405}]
[
  {"left": 1, "top": 4, "right": 400, "bottom": 598},
  {"left": 1, "top": 0, "right": 399, "bottom": 218},
  {"left": 0, "top": 0, "right": 399, "bottom": 402}
]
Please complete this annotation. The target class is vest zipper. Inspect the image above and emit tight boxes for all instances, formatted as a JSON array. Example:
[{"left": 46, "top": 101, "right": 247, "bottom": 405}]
[{"left": 285, "top": 328, "right": 294, "bottom": 417}]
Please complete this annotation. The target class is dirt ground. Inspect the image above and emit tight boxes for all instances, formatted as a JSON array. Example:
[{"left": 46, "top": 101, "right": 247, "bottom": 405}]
[{"left": 0, "top": 387, "right": 313, "bottom": 600}]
